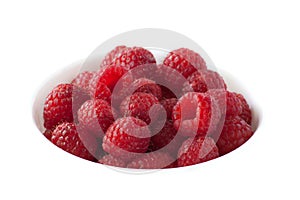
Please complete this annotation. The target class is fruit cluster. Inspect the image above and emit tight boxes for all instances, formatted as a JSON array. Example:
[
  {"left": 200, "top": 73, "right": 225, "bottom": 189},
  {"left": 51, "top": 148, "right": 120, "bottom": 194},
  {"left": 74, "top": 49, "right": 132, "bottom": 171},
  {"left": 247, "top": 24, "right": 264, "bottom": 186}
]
[{"left": 43, "top": 46, "right": 254, "bottom": 169}]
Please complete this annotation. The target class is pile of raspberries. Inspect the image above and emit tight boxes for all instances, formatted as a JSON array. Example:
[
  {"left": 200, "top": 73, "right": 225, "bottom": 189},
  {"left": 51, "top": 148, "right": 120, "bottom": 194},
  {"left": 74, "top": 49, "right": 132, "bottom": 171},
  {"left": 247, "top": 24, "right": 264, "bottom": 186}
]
[{"left": 43, "top": 46, "right": 253, "bottom": 169}]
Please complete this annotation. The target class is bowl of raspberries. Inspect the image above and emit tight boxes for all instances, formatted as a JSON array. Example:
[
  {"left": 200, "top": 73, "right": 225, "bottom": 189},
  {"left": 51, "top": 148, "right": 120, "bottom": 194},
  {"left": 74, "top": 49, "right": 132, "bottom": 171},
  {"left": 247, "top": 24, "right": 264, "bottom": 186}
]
[{"left": 33, "top": 42, "right": 259, "bottom": 170}]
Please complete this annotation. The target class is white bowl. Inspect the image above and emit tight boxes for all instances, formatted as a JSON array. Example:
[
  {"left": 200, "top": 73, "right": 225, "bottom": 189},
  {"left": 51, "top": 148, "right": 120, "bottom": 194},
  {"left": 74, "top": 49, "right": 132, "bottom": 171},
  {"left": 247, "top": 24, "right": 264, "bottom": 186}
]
[{"left": 32, "top": 55, "right": 262, "bottom": 173}]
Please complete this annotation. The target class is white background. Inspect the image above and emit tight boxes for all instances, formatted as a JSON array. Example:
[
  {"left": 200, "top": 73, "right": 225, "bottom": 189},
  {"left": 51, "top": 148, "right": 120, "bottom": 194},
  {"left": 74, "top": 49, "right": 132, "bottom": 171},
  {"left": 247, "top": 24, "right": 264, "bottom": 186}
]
[{"left": 1, "top": 0, "right": 299, "bottom": 199}]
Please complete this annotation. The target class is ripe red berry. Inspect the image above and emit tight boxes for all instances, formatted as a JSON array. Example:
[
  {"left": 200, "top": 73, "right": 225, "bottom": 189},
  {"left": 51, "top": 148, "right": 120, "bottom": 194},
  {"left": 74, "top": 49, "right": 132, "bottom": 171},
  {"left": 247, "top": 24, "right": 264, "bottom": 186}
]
[
  {"left": 98, "top": 154, "right": 127, "bottom": 168},
  {"left": 149, "top": 120, "right": 179, "bottom": 153},
  {"left": 217, "top": 116, "right": 253, "bottom": 155},
  {"left": 225, "top": 92, "right": 243, "bottom": 117},
  {"left": 207, "top": 90, "right": 243, "bottom": 117},
  {"left": 102, "top": 117, "right": 151, "bottom": 160},
  {"left": 92, "top": 81, "right": 111, "bottom": 102},
  {"left": 127, "top": 152, "right": 174, "bottom": 169},
  {"left": 163, "top": 48, "right": 207, "bottom": 78},
  {"left": 131, "top": 78, "right": 162, "bottom": 100},
  {"left": 155, "top": 65, "right": 186, "bottom": 97},
  {"left": 90, "top": 65, "right": 127, "bottom": 92},
  {"left": 236, "top": 94, "right": 252, "bottom": 124},
  {"left": 43, "top": 84, "right": 89, "bottom": 130},
  {"left": 160, "top": 98, "right": 177, "bottom": 119},
  {"left": 177, "top": 137, "right": 219, "bottom": 167},
  {"left": 100, "top": 45, "right": 128, "bottom": 68},
  {"left": 120, "top": 92, "right": 160, "bottom": 124},
  {"left": 112, "top": 77, "right": 162, "bottom": 110},
  {"left": 113, "top": 47, "right": 156, "bottom": 70},
  {"left": 172, "top": 92, "right": 221, "bottom": 137},
  {"left": 183, "top": 70, "right": 227, "bottom": 93},
  {"left": 77, "top": 99, "right": 116, "bottom": 138},
  {"left": 51, "top": 122, "right": 97, "bottom": 161},
  {"left": 71, "top": 71, "right": 96, "bottom": 94}
]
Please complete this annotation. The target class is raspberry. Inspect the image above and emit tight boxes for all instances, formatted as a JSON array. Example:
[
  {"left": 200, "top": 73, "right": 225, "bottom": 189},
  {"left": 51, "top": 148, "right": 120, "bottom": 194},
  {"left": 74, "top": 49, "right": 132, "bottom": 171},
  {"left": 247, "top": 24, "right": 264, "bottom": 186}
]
[
  {"left": 225, "top": 92, "right": 243, "bottom": 117},
  {"left": 172, "top": 92, "right": 221, "bottom": 137},
  {"left": 177, "top": 137, "right": 219, "bottom": 167},
  {"left": 160, "top": 98, "right": 177, "bottom": 119},
  {"left": 98, "top": 154, "right": 127, "bottom": 168},
  {"left": 102, "top": 117, "right": 151, "bottom": 159},
  {"left": 132, "top": 78, "right": 162, "bottom": 100},
  {"left": 217, "top": 116, "right": 253, "bottom": 155},
  {"left": 109, "top": 73, "right": 135, "bottom": 108},
  {"left": 93, "top": 81, "right": 111, "bottom": 102},
  {"left": 183, "top": 71, "right": 207, "bottom": 93},
  {"left": 120, "top": 92, "right": 160, "bottom": 124},
  {"left": 155, "top": 65, "right": 186, "bottom": 97},
  {"left": 128, "top": 63, "right": 158, "bottom": 81},
  {"left": 77, "top": 99, "right": 116, "bottom": 138},
  {"left": 149, "top": 121, "right": 182, "bottom": 155},
  {"left": 183, "top": 70, "right": 227, "bottom": 93},
  {"left": 163, "top": 48, "right": 207, "bottom": 78},
  {"left": 112, "top": 77, "right": 162, "bottom": 110},
  {"left": 113, "top": 47, "right": 156, "bottom": 70},
  {"left": 236, "top": 94, "right": 252, "bottom": 124},
  {"left": 43, "top": 84, "right": 89, "bottom": 130},
  {"left": 207, "top": 90, "right": 243, "bottom": 117},
  {"left": 43, "top": 129, "right": 52, "bottom": 140},
  {"left": 127, "top": 152, "right": 174, "bottom": 169},
  {"left": 100, "top": 46, "right": 128, "bottom": 68},
  {"left": 51, "top": 122, "right": 97, "bottom": 161},
  {"left": 71, "top": 71, "right": 96, "bottom": 94},
  {"left": 202, "top": 70, "right": 227, "bottom": 90},
  {"left": 90, "top": 65, "right": 127, "bottom": 92}
]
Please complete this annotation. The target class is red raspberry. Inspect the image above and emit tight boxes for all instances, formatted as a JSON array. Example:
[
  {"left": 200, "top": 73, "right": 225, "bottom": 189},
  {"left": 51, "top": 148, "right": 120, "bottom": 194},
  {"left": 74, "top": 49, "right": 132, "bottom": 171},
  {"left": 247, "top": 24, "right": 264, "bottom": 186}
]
[
  {"left": 90, "top": 65, "right": 127, "bottom": 92},
  {"left": 102, "top": 117, "right": 151, "bottom": 159},
  {"left": 155, "top": 65, "right": 186, "bottom": 97},
  {"left": 163, "top": 48, "right": 207, "bottom": 78},
  {"left": 43, "top": 129, "right": 52, "bottom": 140},
  {"left": 177, "top": 137, "right": 219, "bottom": 167},
  {"left": 225, "top": 92, "right": 243, "bottom": 117},
  {"left": 217, "top": 116, "right": 253, "bottom": 155},
  {"left": 109, "top": 73, "right": 135, "bottom": 108},
  {"left": 100, "top": 45, "right": 128, "bottom": 68},
  {"left": 207, "top": 90, "right": 243, "bottom": 117},
  {"left": 93, "top": 81, "right": 111, "bottom": 102},
  {"left": 172, "top": 92, "right": 221, "bottom": 137},
  {"left": 89, "top": 70, "right": 101, "bottom": 94},
  {"left": 132, "top": 78, "right": 162, "bottom": 100},
  {"left": 128, "top": 63, "right": 158, "bottom": 82},
  {"left": 127, "top": 152, "right": 174, "bottom": 169},
  {"left": 77, "top": 99, "right": 116, "bottom": 138},
  {"left": 98, "top": 154, "right": 127, "bottom": 168},
  {"left": 113, "top": 47, "right": 156, "bottom": 70},
  {"left": 149, "top": 121, "right": 182, "bottom": 155},
  {"left": 183, "top": 70, "right": 227, "bottom": 93},
  {"left": 71, "top": 71, "right": 96, "bottom": 94},
  {"left": 120, "top": 92, "right": 160, "bottom": 124},
  {"left": 160, "top": 98, "right": 177, "bottom": 119},
  {"left": 112, "top": 77, "right": 162, "bottom": 110},
  {"left": 51, "top": 122, "right": 97, "bottom": 161},
  {"left": 236, "top": 94, "right": 252, "bottom": 124},
  {"left": 43, "top": 84, "right": 89, "bottom": 130}
]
